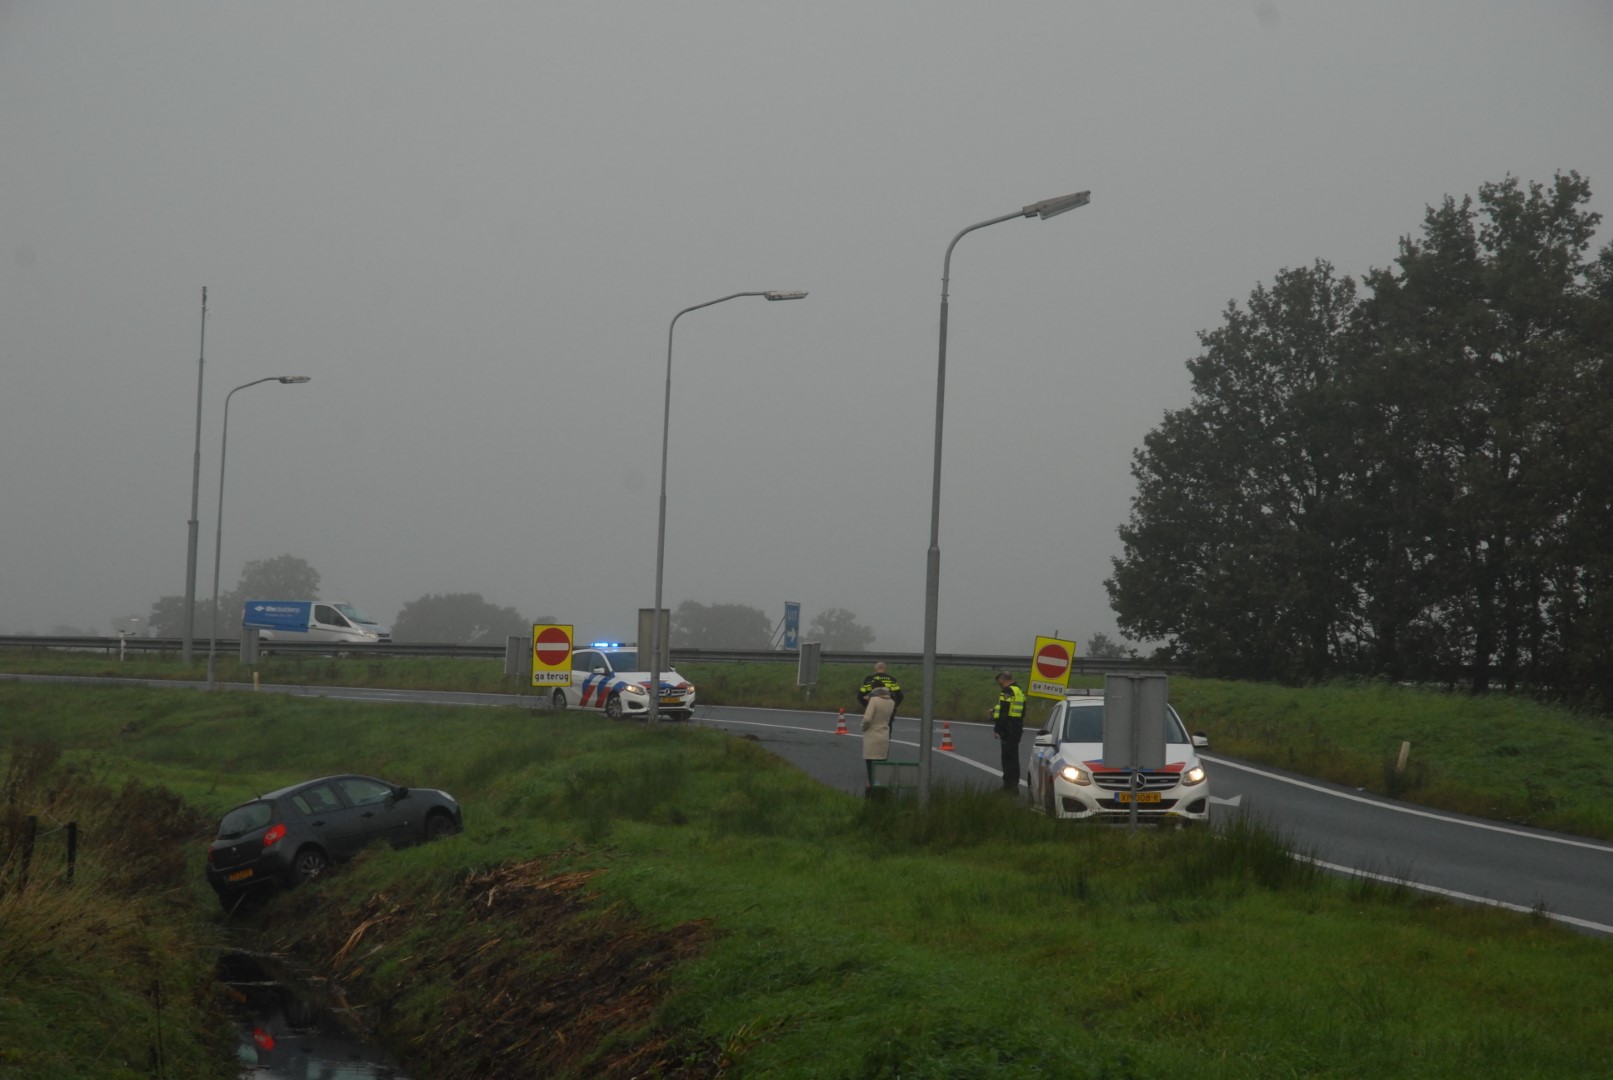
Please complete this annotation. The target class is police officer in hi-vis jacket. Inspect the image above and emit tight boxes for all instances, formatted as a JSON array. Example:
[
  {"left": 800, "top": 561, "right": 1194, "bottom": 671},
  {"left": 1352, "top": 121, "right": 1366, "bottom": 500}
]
[{"left": 992, "top": 670, "right": 1027, "bottom": 792}]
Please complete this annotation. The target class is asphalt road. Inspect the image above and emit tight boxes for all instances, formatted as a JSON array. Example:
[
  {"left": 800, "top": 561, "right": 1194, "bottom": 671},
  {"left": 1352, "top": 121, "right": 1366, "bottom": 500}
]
[{"left": 8, "top": 674, "right": 1611, "bottom": 936}]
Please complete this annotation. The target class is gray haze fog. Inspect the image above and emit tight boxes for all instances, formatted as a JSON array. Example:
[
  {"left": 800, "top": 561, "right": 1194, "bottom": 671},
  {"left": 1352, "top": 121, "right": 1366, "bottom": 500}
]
[{"left": 4, "top": 3, "right": 1611, "bottom": 652}]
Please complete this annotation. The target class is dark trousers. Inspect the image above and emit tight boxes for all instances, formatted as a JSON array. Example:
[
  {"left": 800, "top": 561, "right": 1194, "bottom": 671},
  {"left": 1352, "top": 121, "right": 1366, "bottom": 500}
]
[{"left": 997, "top": 722, "right": 1023, "bottom": 789}]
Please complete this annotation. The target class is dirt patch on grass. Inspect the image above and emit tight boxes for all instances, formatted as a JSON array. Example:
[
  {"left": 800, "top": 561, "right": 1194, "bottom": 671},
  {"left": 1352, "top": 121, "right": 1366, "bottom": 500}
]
[{"left": 274, "top": 857, "right": 724, "bottom": 1079}]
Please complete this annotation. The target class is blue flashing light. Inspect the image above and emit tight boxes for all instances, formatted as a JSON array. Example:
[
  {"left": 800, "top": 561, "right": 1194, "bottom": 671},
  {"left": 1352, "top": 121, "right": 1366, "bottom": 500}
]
[{"left": 590, "top": 641, "right": 625, "bottom": 648}]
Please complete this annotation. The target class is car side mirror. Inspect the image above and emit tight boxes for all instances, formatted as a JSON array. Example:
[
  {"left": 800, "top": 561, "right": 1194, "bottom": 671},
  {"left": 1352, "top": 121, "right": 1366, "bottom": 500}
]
[
  {"left": 393, "top": 786, "right": 410, "bottom": 800},
  {"left": 1192, "top": 732, "right": 1210, "bottom": 749},
  {"left": 1033, "top": 731, "right": 1056, "bottom": 747}
]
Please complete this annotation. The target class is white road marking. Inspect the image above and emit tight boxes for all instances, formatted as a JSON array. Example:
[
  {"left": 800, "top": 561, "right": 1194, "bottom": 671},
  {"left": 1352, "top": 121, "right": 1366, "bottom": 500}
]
[
  {"left": 1299, "top": 854, "right": 1613, "bottom": 935},
  {"left": 1205, "top": 754, "right": 1613, "bottom": 855}
]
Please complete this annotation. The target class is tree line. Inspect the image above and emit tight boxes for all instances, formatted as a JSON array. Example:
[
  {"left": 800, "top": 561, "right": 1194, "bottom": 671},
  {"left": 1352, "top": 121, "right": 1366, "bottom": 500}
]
[
  {"left": 1107, "top": 173, "right": 1613, "bottom": 705},
  {"left": 144, "top": 564, "right": 876, "bottom": 650}
]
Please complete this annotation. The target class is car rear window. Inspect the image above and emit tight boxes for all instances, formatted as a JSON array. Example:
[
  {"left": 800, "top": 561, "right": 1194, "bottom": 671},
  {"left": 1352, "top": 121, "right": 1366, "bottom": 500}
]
[{"left": 218, "top": 802, "right": 273, "bottom": 838}]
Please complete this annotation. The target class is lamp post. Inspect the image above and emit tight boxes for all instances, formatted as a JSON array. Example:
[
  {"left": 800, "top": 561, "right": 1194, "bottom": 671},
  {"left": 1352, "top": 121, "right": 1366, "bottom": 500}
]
[
  {"left": 648, "top": 290, "right": 807, "bottom": 723},
  {"left": 918, "top": 190, "right": 1090, "bottom": 804},
  {"left": 206, "top": 375, "right": 312, "bottom": 690},
  {"left": 182, "top": 287, "right": 207, "bottom": 664}
]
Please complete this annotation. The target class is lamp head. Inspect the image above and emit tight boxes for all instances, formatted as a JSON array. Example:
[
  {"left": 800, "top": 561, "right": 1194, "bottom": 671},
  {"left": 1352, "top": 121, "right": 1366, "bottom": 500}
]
[
  {"left": 1022, "top": 190, "right": 1091, "bottom": 220},
  {"left": 277, "top": 376, "right": 312, "bottom": 384},
  {"left": 763, "top": 291, "right": 808, "bottom": 301}
]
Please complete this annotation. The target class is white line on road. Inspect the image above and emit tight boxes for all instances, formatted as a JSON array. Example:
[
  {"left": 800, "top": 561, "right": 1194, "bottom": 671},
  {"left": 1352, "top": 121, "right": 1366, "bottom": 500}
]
[
  {"left": 1299, "top": 854, "right": 1613, "bottom": 936},
  {"left": 1205, "top": 755, "right": 1613, "bottom": 855}
]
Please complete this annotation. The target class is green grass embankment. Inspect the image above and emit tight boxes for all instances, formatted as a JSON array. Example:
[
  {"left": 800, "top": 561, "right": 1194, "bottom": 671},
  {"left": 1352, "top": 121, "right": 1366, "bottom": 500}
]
[{"left": 4, "top": 680, "right": 1613, "bottom": 1078}]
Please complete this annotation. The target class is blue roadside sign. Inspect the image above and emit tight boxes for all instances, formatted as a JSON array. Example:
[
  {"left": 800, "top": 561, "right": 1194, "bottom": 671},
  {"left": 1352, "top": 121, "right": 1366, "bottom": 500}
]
[{"left": 784, "top": 602, "right": 801, "bottom": 650}]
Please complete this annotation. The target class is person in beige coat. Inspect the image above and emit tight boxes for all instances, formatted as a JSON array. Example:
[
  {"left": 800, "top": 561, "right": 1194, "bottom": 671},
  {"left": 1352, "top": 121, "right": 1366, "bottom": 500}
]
[{"left": 858, "top": 661, "right": 902, "bottom": 761}]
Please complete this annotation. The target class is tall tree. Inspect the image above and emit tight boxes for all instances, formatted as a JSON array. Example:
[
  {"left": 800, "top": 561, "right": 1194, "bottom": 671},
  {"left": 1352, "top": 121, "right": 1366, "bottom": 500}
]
[
  {"left": 1109, "top": 173, "right": 1613, "bottom": 702},
  {"left": 670, "top": 601, "right": 772, "bottom": 649},
  {"left": 150, "top": 554, "right": 322, "bottom": 637},
  {"left": 1360, "top": 173, "right": 1606, "bottom": 691},
  {"left": 1107, "top": 261, "right": 1366, "bottom": 680},
  {"left": 393, "top": 593, "right": 528, "bottom": 643},
  {"left": 220, "top": 555, "right": 323, "bottom": 636},
  {"left": 805, "top": 608, "right": 875, "bottom": 651}
]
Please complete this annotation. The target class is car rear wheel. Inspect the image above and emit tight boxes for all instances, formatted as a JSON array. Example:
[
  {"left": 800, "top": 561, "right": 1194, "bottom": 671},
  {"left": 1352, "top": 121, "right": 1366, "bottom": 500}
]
[
  {"left": 604, "top": 694, "right": 624, "bottom": 719},
  {"left": 292, "top": 846, "right": 329, "bottom": 883},
  {"left": 550, "top": 688, "right": 568, "bottom": 711}
]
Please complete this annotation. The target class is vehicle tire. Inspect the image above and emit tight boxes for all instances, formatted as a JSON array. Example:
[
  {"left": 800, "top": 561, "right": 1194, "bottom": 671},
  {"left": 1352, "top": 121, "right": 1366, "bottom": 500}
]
[
  {"left": 291, "top": 846, "right": 329, "bottom": 883},
  {"left": 604, "top": 694, "right": 624, "bottom": 719},
  {"left": 424, "top": 811, "right": 458, "bottom": 842},
  {"left": 550, "top": 688, "right": 568, "bottom": 711}
]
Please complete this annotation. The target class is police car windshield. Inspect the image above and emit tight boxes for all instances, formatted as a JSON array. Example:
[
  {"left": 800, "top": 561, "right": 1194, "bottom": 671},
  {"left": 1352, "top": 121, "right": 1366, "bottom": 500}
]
[{"left": 605, "top": 650, "right": 639, "bottom": 670}]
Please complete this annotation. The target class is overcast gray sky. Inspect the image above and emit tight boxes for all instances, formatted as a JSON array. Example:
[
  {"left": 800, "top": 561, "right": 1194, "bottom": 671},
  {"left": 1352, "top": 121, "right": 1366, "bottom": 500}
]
[{"left": 4, "top": 2, "right": 1611, "bottom": 653}]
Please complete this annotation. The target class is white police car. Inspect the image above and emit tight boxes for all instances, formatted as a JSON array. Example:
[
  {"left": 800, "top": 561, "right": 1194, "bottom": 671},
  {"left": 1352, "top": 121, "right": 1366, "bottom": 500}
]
[
  {"left": 1026, "top": 693, "right": 1211, "bottom": 823},
  {"left": 547, "top": 643, "right": 697, "bottom": 721}
]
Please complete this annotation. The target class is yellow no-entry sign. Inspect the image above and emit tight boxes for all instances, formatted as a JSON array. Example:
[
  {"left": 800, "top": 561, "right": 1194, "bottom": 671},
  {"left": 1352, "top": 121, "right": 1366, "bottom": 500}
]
[
  {"left": 532, "top": 624, "right": 573, "bottom": 686},
  {"left": 1027, "top": 635, "right": 1077, "bottom": 700}
]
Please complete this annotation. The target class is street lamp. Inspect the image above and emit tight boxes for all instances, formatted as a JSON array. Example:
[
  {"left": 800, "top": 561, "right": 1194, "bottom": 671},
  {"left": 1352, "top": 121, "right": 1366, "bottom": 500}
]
[
  {"left": 648, "top": 290, "right": 807, "bottom": 723},
  {"left": 205, "top": 375, "right": 312, "bottom": 689},
  {"left": 183, "top": 288, "right": 207, "bottom": 664},
  {"left": 918, "top": 190, "right": 1090, "bottom": 804}
]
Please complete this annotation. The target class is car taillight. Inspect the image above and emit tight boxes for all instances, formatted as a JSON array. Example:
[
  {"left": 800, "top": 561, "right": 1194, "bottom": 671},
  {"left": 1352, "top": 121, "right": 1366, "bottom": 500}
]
[
  {"left": 206, "top": 848, "right": 214, "bottom": 863},
  {"left": 263, "top": 823, "right": 287, "bottom": 847}
]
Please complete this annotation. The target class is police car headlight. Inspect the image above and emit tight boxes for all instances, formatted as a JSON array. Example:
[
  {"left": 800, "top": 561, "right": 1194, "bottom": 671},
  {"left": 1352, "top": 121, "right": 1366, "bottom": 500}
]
[
  {"left": 1181, "top": 764, "right": 1207, "bottom": 786},
  {"left": 1057, "top": 763, "right": 1092, "bottom": 786},
  {"left": 622, "top": 684, "right": 649, "bottom": 697}
]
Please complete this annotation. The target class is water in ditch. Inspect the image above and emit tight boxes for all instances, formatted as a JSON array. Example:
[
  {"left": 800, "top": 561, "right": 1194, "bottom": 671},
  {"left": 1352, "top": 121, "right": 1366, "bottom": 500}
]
[{"left": 218, "top": 950, "right": 410, "bottom": 1079}]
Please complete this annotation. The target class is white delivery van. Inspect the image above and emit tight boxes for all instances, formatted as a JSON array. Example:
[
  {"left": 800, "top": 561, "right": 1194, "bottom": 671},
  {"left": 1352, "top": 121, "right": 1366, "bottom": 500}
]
[{"left": 241, "top": 600, "right": 392, "bottom": 644}]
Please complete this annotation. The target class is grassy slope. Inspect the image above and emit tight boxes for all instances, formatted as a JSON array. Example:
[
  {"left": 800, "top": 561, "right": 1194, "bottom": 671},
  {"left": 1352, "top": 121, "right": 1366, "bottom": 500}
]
[{"left": 4, "top": 677, "right": 1613, "bottom": 1078}]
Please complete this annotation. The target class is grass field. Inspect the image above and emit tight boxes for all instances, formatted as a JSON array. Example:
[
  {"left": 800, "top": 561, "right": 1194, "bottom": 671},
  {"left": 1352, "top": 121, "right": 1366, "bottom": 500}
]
[{"left": 4, "top": 663, "right": 1613, "bottom": 1078}]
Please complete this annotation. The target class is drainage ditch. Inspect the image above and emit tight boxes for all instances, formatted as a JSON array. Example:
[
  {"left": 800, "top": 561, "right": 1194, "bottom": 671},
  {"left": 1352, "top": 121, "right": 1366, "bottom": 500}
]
[{"left": 218, "top": 950, "right": 408, "bottom": 1079}]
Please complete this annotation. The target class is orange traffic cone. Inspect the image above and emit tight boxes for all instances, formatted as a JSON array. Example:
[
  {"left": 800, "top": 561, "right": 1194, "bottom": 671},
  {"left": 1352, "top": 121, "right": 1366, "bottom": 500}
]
[
  {"left": 940, "top": 722, "right": 955, "bottom": 751},
  {"left": 835, "top": 708, "right": 849, "bottom": 735}
]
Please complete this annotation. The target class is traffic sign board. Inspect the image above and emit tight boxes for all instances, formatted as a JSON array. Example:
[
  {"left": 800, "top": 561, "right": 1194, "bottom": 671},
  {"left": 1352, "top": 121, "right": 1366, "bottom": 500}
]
[
  {"left": 1035, "top": 641, "right": 1070, "bottom": 680},
  {"left": 1028, "top": 634, "right": 1078, "bottom": 699},
  {"left": 532, "top": 624, "right": 574, "bottom": 686}
]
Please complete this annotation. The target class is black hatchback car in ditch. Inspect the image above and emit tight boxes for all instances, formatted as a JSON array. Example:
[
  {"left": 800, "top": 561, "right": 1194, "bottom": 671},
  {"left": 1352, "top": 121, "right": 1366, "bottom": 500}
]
[{"left": 206, "top": 774, "right": 462, "bottom": 908}]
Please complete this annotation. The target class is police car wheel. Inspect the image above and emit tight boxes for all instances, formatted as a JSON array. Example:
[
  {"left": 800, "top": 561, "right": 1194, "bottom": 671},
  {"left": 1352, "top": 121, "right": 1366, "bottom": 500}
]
[
  {"left": 550, "top": 688, "right": 567, "bottom": 711},
  {"left": 604, "top": 694, "right": 624, "bottom": 719}
]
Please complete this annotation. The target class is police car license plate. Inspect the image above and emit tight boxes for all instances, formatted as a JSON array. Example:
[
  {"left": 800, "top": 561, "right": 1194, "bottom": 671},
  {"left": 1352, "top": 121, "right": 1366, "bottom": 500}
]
[
  {"left": 1115, "top": 791, "right": 1162, "bottom": 804},
  {"left": 228, "top": 868, "right": 254, "bottom": 882}
]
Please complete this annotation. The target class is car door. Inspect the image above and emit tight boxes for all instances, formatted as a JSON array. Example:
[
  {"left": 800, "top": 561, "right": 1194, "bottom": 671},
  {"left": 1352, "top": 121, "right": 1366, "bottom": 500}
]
[
  {"left": 288, "top": 782, "right": 369, "bottom": 858},
  {"left": 571, "top": 650, "right": 611, "bottom": 710},
  {"left": 335, "top": 776, "right": 413, "bottom": 848},
  {"left": 311, "top": 603, "right": 351, "bottom": 643},
  {"left": 1029, "top": 702, "right": 1064, "bottom": 804}
]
